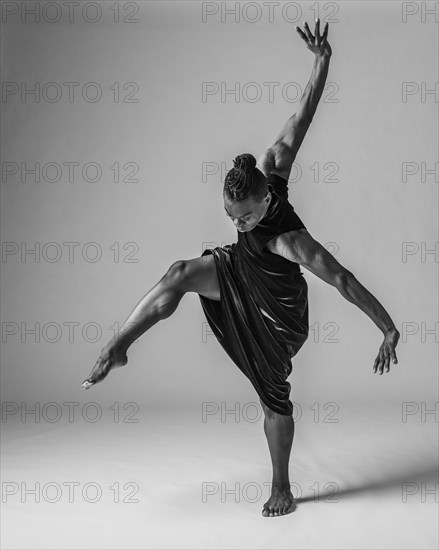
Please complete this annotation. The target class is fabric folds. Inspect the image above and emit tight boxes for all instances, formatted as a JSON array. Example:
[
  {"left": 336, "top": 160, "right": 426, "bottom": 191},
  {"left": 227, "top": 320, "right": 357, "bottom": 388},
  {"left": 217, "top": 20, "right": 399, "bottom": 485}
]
[{"left": 198, "top": 174, "right": 309, "bottom": 416}]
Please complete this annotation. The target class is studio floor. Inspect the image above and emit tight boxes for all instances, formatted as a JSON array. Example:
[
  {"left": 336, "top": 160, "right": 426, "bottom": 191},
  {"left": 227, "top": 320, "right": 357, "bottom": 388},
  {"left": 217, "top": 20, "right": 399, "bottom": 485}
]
[{"left": 1, "top": 400, "right": 437, "bottom": 549}]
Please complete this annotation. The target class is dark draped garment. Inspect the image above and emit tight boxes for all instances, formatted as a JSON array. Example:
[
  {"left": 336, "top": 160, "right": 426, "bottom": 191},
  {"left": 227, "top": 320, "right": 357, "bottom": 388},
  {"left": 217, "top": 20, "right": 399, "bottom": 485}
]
[{"left": 198, "top": 174, "right": 309, "bottom": 416}]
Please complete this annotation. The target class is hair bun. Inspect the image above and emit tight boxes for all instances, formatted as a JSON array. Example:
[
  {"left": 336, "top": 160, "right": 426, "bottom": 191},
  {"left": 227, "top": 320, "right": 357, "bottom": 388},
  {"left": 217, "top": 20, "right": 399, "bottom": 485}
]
[{"left": 233, "top": 153, "right": 256, "bottom": 173}]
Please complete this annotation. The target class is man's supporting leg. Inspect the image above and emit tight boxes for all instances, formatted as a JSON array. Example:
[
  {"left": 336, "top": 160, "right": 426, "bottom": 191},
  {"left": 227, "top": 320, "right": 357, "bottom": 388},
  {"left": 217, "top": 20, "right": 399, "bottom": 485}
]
[
  {"left": 260, "top": 398, "right": 297, "bottom": 517},
  {"left": 82, "top": 256, "right": 220, "bottom": 388}
]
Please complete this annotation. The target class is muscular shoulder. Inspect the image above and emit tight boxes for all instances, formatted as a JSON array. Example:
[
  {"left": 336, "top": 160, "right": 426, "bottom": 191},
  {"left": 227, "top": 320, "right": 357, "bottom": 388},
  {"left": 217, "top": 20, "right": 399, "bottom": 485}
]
[{"left": 265, "top": 228, "right": 312, "bottom": 263}]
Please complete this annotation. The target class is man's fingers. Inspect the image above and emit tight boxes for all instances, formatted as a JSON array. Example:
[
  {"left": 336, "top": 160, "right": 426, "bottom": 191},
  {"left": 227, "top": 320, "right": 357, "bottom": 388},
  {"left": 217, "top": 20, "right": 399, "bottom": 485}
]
[
  {"left": 315, "top": 18, "right": 320, "bottom": 41},
  {"left": 374, "top": 343, "right": 398, "bottom": 374},
  {"left": 296, "top": 26, "right": 308, "bottom": 42},
  {"left": 373, "top": 355, "right": 379, "bottom": 373},
  {"left": 386, "top": 344, "right": 398, "bottom": 368},
  {"left": 380, "top": 352, "right": 387, "bottom": 374},
  {"left": 303, "top": 21, "right": 314, "bottom": 42},
  {"left": 378, "top": 353, "right": 384, "bottom": 374},
  {"left": 382, "top": 352, "right": 388, "bottom": 374},
  {"left": 321, "top": 22, "right": 329, "bottom": 42},
  {"left": 385, "top": 352, "right": 390, "bottom": 373}
]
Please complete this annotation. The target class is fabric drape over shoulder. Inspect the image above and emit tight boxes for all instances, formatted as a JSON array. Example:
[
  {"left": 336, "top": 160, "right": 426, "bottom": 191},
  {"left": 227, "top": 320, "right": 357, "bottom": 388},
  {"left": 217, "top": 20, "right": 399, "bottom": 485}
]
[{"left": 198, "top": 174, "right": 309, "bottom": 416}]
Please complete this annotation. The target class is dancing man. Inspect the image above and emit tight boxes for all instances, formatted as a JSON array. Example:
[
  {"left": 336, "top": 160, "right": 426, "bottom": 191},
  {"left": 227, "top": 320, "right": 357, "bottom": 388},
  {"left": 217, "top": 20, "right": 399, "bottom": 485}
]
[{"left": 82, "top": 19, "right": 400, "bottom": 517}]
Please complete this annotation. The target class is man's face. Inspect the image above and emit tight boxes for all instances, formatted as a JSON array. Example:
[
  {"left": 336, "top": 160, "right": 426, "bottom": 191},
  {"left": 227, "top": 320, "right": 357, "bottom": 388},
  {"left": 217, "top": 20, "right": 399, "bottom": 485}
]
[{"left": 223, "top": 191, "right": 272, "bottom": 232}]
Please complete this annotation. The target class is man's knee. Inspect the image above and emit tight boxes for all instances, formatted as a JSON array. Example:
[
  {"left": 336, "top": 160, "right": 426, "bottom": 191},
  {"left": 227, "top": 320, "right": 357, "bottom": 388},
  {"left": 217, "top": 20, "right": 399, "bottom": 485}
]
[
  {"left": 260, "top": 398, "right": 276, "bottom": 420},
  {"left": 259, "top": 397, "right": 293, "bottom": 421}
]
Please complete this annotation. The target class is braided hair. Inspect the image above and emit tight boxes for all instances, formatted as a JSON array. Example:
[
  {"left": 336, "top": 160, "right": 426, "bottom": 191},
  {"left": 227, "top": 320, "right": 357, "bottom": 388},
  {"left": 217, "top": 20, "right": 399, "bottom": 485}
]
[{"left": 223, "top": 153, "right": 267, "bottom": 202}]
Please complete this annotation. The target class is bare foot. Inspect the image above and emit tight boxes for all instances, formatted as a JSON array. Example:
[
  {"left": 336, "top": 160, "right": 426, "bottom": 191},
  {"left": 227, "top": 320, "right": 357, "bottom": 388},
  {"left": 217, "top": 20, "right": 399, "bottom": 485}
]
[
  {"left": 262, "top": 484, "right": 296, "bottom": 517},
  {"left": 82, "top": 344, "right": 128, "bottom": 389}
]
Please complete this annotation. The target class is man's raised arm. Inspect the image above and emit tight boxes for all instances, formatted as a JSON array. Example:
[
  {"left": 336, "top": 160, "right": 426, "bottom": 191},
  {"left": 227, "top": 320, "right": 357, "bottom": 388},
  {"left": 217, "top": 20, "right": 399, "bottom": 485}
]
[{"left": 258, "top": 19, "right": 332, "bottom": 181}]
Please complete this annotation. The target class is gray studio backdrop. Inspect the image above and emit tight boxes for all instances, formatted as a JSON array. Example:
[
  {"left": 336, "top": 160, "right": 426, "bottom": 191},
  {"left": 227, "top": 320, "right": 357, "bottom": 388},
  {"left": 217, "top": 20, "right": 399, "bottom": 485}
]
[{"left": 1, "top": 1, "right": 437, "bottom": 410}]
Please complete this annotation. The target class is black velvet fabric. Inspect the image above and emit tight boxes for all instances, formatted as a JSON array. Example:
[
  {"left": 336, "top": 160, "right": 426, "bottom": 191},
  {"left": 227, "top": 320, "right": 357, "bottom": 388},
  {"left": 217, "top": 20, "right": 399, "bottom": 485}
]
[{"left": 198, "top": 174, "right": 309, "bottom": 416}]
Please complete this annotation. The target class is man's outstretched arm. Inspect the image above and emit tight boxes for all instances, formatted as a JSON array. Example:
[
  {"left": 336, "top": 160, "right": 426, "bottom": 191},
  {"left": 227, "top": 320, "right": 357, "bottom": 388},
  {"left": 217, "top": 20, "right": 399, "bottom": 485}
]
[
  {"left": 258, "top": 19, "right": 332, "bottom": 181},
  {"left": 269, "top": 228, "right": 400, "bottom": 375}
]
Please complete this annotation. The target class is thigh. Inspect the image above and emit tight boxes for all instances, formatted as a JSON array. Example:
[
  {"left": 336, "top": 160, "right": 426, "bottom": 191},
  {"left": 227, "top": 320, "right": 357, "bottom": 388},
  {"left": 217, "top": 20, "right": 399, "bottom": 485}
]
[{"left": 178, "top": 254, "right": 221, "bottom": 302}]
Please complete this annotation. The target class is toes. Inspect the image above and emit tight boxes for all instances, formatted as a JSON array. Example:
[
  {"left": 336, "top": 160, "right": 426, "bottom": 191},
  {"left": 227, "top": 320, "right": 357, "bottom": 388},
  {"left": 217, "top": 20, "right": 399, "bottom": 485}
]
[
  {"left": 262, "top": 494, "right": 297, "bottom": 517},
  {"left": 285, "top": 502, "right": 296, "bottom": 515},
  {"left": 91, "top": 369, "right": 105, "bottom": 384},
  {"left": 264, "top": 498, "right": 295, "bottom": 517},
  {"left": 83, "top": 358, "right": 110, "bottom": 388},
  {"left": 94, "top": 360, "right": 109, "bottom": 382}
]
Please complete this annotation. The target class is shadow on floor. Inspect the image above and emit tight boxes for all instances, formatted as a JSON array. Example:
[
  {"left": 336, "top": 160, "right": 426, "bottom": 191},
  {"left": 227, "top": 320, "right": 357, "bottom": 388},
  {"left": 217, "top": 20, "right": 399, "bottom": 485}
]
[{"left": 296, "top": 463, "right": 439, "bottom": 504}]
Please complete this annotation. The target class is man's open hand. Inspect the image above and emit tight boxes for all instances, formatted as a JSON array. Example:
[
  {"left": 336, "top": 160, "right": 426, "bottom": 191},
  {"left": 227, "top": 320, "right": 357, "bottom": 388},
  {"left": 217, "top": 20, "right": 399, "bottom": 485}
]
[
  {"left": 373, "top": 329, "right": 400, "bottom": 375},
  {"left": 296, "top": 18, "right": 332, "bottom": 58}
]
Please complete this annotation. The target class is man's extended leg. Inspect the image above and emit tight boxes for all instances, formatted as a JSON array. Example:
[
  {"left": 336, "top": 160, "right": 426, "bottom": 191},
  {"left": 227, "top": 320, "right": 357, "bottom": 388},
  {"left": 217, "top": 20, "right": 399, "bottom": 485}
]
[
  {"left": 82, "top": 255, "right": 220, "bottom": 388},
  {"left": 259, "top": 398, "right": 297, "bottom": 517}
]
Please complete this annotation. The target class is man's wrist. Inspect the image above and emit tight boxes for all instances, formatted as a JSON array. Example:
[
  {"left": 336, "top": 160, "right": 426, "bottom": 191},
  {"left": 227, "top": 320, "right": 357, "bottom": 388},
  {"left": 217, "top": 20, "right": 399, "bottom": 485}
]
[
  {"left": 315, "top": 53, "right": 331, "bottom": 62},
  {"left": 383, "top": 325, "right": 398, "bottom": 336}
]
